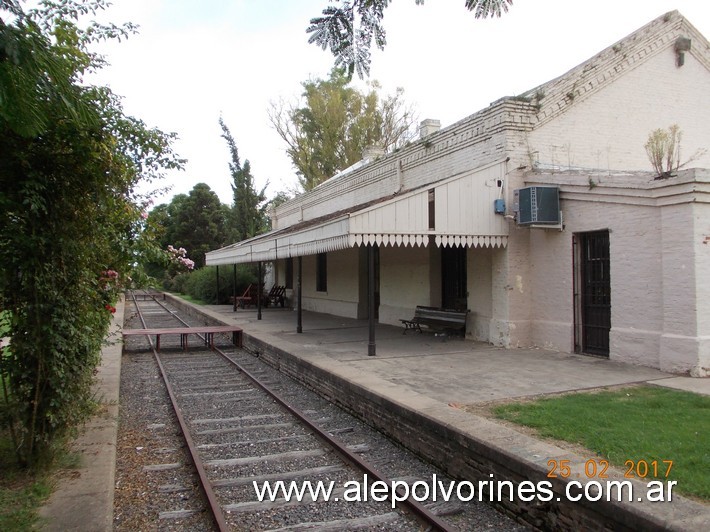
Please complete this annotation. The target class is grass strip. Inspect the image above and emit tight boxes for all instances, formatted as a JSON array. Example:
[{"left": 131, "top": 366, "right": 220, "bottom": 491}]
[
  {"left": 170, "top": 292, "right": 208, "bottom": 305},
  {"left": 493, "top": 385, "right": 709, "bottom": 500},
  {"left": 0, "top": 432, "right": 53, "bottom": 531}
]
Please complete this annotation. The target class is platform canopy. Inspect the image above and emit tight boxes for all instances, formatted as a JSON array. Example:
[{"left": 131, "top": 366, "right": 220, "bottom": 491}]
[{"left": 206, "top": 161, "right": 509, "bottom": 266}]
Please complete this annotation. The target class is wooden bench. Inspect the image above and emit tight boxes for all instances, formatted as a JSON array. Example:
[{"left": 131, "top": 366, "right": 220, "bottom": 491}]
[
  {"left": 123, "top": 325, "right": 243, "bottom": 351},
  {"left": 229, "top": 283, "right": 267, "bottom": 309},
  {"left": 229, "top": 284, "right": 253, "bottom": 309},
  {"left": 265, "top": 285, "right": 286, "bottom": 308},
  {"left": 400, "top": 306, "right": 468, "bottom": 338}
]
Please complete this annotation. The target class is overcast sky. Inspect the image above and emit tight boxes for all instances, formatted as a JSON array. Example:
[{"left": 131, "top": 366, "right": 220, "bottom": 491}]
[{"left": 90, "top": 1, "right": 710, "bottom": 206}]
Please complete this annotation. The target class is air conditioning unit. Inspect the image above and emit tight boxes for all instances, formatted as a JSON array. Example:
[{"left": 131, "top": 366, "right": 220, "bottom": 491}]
[{"left": 514, "top": 186, "right": 561, "bottom": 226}]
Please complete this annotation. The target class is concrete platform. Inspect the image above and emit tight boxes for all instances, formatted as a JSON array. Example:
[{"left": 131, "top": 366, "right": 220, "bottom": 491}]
[
  {"left": 200, "top": 303, "right": 708, "bottom": 404},
  {"left": 648, "top": 376, "right": 710, "bottom": 396}
]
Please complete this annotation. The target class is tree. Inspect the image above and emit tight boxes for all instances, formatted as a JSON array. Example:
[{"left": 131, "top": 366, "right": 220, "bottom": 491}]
[
  {"left": 219, "top": 118, "right": 269, "bottom": 241},
  {"left": 0, "top": 0, "right": 182, "bottom": 466},
  {"left": 154, "top": 184, "right": 229, "bottom": 268},
  {"left": 0, "top": 0, "right": 137, "bottom": 135},
  {"left": 269, "top": 68, "right": 417, "bottom": 191},
  {"left": 308, "top": 0, "right": 514, "bottom": 78}
]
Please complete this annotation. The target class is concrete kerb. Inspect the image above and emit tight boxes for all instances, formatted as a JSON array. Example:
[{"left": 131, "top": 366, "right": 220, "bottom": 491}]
[
  {"left": 166, "top": 293, "right": 710, "bottom": 531},
  {"left": 39, "top": 296, "right": 124, "bottom": 532}
]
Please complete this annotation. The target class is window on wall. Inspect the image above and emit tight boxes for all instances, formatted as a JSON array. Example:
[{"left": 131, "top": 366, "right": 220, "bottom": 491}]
[
  {"left": 316, "top": 253, "right": 327, "bottom": 292},
  {"left": 285, "top": 257, "right": 293, "bottom": 289}
]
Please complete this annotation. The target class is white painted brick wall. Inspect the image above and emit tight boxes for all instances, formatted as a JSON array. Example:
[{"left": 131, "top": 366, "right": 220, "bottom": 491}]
[
  {"left": 300, "top": 248, "right": 361, "bottom": 318},
  {"left": 527, "top": 50, "right": 710, "bottom": 173},
  {"left": 660, "top": 201, "right": 709, "bottom": 375},
  {"left": 468, "top": 247, "right": 494, "bottom": 342},
  {"left": 378, "top": 245, "right": 431, "bottom": 326},
  {"left": 692, "top": 202, "right": 710, "bottom": 336},
  {"left": 521, "top": 170, "right": 708, "bottom": 373}
]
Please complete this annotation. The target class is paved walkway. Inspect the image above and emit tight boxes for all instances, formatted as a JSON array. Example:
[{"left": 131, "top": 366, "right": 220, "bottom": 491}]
[
  {"left": 39, "top": 298, "right": 124, "bottom": 531},
  {"left": 203, "top": 304, "right": 709, "bottom": 402}
]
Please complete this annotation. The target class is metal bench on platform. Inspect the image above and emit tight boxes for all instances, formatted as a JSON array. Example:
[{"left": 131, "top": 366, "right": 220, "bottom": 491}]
[
  {"left": 265, "top": 285, "right": 286, "bottom": 307},
  {"left": 400, "top": 306, "right": 468, "bottom": 339},
  {"left": 122, "top": 325, "right": 243, "bottom": 351}
]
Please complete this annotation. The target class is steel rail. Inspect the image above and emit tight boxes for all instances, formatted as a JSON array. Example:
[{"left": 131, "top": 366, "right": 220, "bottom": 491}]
[
  {"left": 147, "top": 292, "right": 455, "bottom": 532},
  {"left": 129, "top": 291, "right": 230, "bottom": 532}
]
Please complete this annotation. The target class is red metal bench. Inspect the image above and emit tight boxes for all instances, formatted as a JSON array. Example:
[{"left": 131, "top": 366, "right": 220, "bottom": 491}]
[{"left": 229, "top": 284, "right": 253, "bottom": 309}]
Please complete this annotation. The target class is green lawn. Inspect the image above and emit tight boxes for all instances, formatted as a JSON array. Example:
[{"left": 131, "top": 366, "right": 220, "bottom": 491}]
[
  {"left": 170, "top": 292, "right": 209, "bottom": 305},
  {"left": 493, "top": 385, "right": 709, "bottom": 500}
]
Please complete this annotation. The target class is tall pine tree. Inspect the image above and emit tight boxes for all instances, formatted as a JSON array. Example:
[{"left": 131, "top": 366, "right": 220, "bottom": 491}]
[{"left": 219, "top": 118, "right": 268, "bottom": 242}]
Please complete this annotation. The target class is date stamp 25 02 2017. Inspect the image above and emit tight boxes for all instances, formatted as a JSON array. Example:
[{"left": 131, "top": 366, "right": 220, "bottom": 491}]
[{"left": 546, "top": 459, "right": 674, "bottom": 480}]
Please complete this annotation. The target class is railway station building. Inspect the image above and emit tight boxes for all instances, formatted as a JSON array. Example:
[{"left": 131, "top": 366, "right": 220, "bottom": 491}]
[{"left": 206, "top": 11, "right": 710, "bottom": 377}]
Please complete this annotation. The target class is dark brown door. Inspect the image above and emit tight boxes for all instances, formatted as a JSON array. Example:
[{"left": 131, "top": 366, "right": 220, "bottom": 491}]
[
  {"left": 580, "top": 231, "right": 611, "bottom": 356},
  {"left": 441, "top": 246, "right": 467, "bottom": 310}
]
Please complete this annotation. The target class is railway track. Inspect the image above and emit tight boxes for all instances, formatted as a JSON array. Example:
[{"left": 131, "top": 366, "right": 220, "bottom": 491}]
[{"left": 118, "top": 291, "right": 527, "bottom": 531}]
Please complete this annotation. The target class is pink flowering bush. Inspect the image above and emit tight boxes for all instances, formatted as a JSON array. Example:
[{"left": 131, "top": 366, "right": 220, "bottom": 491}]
[
  {"left": 166, "top": 245, "right": 195, "bottom": 273},
  {"left": 100, "top": 269, "right": 119, "bottom": 286},
  {"left": 99, "top": 268, "right": 121, "bottom": 307}
]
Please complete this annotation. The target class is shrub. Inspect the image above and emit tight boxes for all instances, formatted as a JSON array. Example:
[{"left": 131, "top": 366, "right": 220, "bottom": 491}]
[
  {"left": 645, "top": 125, "right": 681, "bottom": 178},
  {"left": 182, "top": 266, "right": 257, "bottom": 304},
  {"left": 165, "top": 272, "right": 191, "bottom": 294},
  {"left": 0, "top": 1, "right": 182, "bottom": 467}
]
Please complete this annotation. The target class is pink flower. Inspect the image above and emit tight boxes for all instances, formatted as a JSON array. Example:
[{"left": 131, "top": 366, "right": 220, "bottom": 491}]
[
  {"left": 166, "top": 245, "right": 194, "bottom": 270},
  {"left": 100, "top": 270, "right": 119, "bottom": 283}
]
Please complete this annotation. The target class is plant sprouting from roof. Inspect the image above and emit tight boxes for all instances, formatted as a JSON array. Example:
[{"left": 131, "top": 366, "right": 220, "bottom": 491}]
[{"left": 644, "top": 125, "right": 681, "bottom": 178}]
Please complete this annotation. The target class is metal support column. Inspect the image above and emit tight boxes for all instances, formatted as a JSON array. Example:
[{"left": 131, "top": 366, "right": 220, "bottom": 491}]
[
  {"left": 368, "top": 244, "right": 376, "bottom": 356},
  {"left": 215, "top": 265, "right": 220, "bottom": 304},
  {"left": 297, "top": 256, "right": 303, "bottom": 333},
  {"left": 232, "top": 264, "right": 237, "bottom": 311},
  {"left": 257, "top": 261, "right": 263, "bottom": 320}
]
